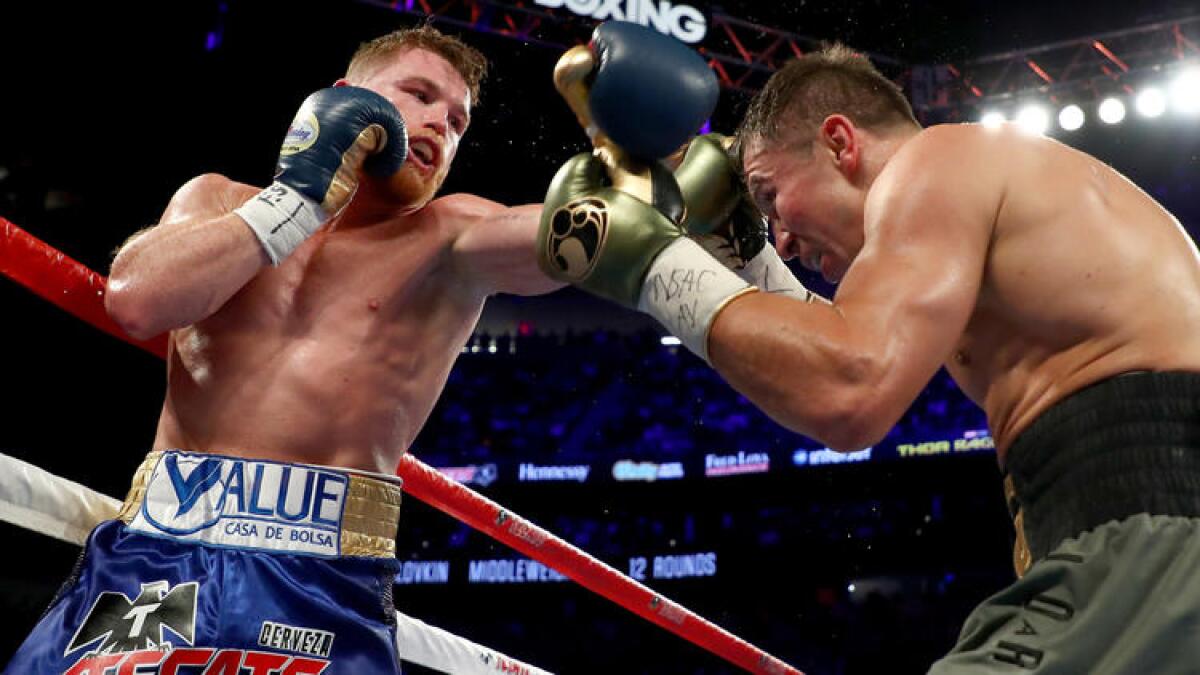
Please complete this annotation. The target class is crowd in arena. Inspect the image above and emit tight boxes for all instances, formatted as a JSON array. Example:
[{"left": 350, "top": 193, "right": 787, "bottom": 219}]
[{"left": 414, "top": 330, "right": 989, "bottom": 467}]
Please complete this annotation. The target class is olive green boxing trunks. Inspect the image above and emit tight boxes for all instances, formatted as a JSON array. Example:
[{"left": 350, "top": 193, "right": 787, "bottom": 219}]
[{"left": 929, "top": 371, "right": 1200, "bottom": 674}]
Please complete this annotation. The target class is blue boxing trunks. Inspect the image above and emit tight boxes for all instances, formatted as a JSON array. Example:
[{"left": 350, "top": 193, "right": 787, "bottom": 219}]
[{"left": 4, "top": 450, "right": 403, "bottom": 675}]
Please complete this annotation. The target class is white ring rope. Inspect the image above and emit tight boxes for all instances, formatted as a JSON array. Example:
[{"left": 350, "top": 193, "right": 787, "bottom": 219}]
[{"left": 0, "top": 451, "right": 554, "bottom": 675}]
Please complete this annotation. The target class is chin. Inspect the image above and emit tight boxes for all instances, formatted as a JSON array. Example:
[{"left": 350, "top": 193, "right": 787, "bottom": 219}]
[{"left": 383, "top": 168, "right": 441, "bottom": 211}]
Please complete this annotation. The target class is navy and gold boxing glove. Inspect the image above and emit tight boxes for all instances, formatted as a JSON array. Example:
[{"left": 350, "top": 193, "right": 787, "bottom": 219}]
[
  {"left": 587, "top": 21, "right": 718, "bottom": 161},
  {"left": 235, "top": 86, "right": 408, "bottom": 265}
]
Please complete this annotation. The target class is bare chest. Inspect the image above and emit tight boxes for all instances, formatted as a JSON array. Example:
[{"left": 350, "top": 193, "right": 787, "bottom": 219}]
[{"left": 244, "top": 227, "right": 452, "bottom": 322}]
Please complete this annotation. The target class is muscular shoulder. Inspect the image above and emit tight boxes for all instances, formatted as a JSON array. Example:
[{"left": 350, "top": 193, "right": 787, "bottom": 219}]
[
  {"left": 433, "top": 193, "right": 507, "bottom": 218},
  {"left": 427, "top": 193, "right": 508, "bottom": 237},
  {"left": 888, "top": 123, "right": 1017, "bottom": 172},
  {"left": 869, "top": 124, "right": 1010, "bottom": 224},
  {"left": 164, "top": 173, "right": 260, "bottom": 224},
  {"left": 862, "top": 124, "right": 1009, "bottom": 253}
]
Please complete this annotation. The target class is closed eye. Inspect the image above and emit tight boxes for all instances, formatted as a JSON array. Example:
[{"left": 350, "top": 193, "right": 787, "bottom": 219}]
[{"left": 753, "top": 189, "right": 777, "bottom": 218}]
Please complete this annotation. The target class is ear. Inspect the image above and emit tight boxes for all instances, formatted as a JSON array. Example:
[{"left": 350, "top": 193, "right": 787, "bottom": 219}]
[
  {"left": 332, "top": 78, "right": 351, "bottom": 88},
  {"left": 819, "top": 114, "right": 860, "bottom": 177}
]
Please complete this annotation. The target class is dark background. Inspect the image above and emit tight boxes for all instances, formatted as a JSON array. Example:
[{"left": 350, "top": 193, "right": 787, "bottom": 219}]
[{"left": 1, "top": 0, "right": 1198, "bottom": 673}]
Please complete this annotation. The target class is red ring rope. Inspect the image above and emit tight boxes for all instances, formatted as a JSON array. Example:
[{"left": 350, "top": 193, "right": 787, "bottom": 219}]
[{"left": 0, "top": 216, "right": 803, "bottom": 675}]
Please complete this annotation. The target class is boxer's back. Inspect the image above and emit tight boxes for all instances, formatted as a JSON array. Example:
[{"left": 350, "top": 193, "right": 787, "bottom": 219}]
[
  {"left": 940, "top": 125, "right": 1200, "bottom": 457},
  {"left": 153, "top": 177, "right": 486, "bottom": 472}
]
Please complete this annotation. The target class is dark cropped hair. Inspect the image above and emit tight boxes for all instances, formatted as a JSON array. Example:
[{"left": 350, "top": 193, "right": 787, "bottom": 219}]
[{"left": 737, "top": 43, "right": 918, "bottom": 153}]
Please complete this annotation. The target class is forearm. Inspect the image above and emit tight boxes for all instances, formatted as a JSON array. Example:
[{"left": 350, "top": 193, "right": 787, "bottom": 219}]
[
  {"left": 107, "top": 213, "right": 268, "bottom": 338},
  {"left": 707, "top": 291, "right": 884, "bottom": 450},
  {"left": 453, "top": 202, "right": 567, "bottom": 297},
  {"left": 496, "top": 204, "right": 568, "bottom": 296}
]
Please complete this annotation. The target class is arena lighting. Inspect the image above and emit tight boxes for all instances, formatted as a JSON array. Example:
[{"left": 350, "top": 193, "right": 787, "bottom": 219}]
[
  {"left": 979, "top": 111, "right": 1006, "bottom": 128},
  {"left": 1098, "top": 97, "right": 1126, "bottom": 124},
  {"left": 1135, "top": 87, "right": 1168, "bottom": 118},
  {"left": 1015, "top": 104, "right": 1050, "bottom": 135},
  {"left": 1058, "top": 104, "right": 1085, "bottom": 131},
  {"left": 660, "top": 335, "right": 682, "bottom": 346},
  {"left": 1169, "top": 67, "right": 1200, "bottom": 115}
]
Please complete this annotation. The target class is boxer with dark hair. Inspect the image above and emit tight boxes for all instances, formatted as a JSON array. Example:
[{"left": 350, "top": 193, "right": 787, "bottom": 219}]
[{"left": 541, "top": 43, "right": 1200, "bottom": 672}]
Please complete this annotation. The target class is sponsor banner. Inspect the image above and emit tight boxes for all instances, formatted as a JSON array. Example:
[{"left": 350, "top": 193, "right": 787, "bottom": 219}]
[
  {"left": 704, "top": 451, "right": 770, "bottom": 477},
  {"left": 629, "top": 552, "right": 717, "bottom": 580},
  {"left": 128, "top": 453, "right": 344, "bottom": 556},
  {"left": 953, "top": 429, "right": 996, "bottom": 453},
  {"left": 789, "top": 429, "right": 993, "bottom": 468},
  {"left": 395, "top": 560, "right": 451, "bottom": 585},
  {"left": 895, "top": 429, "right": 994, "bottom": 460},
  {"left": 437, "top": 463, "right": 498, "bottom": 487},
  {"left": 467, "top": 559, "right": 569, "bottom": 584},
  {"left": 793, "top": 447, "right": 873, "bottom": 467},
  {"left": 517, "top": 463, "right": 591, "bottom": 483},
  {"left": 534, "top": 0, "right": 708, "bottom": 43},
  {"left": 612, "top": 459, "right": 685, "bottom": 482}
]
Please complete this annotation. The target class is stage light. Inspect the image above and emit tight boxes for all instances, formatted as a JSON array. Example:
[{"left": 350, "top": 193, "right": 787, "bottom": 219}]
[
  {"left": 660, "top": 336, "right": 682, "bottom": 346},
  {"left": 1058, "top": 104, "right": 1085, "bottom": 131},
  {"left": 1098, "top": 97, "right": 1126, "bottom": 124},
  {"left": 980, "top": 111, "right": 1005, "bottom": 129},
  {"left": 1015, "top": 105, "right": 1050, "bottom": 135},
  {"left": 1135, "top": 87, "right": 1167, "bottom": 118},
  {"left": 1169, "top": 67, "right": 1200, "bottom": 115}
]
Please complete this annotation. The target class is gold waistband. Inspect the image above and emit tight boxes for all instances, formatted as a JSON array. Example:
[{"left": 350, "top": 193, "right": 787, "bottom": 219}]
[
  {"left": 1004, "top": 474, "right": 1032, "bottom": 578},
  {"left": 118, "top": 450, "right": 402, "bottom": 558}
]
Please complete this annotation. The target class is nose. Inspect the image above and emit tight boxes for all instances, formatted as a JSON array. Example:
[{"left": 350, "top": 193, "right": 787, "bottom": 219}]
[
  {"left": 422, "top": 102, "right": 449, "bottom": 137},
  {"left": 774, "top": 224, "right": 798, "bottom": 261}
]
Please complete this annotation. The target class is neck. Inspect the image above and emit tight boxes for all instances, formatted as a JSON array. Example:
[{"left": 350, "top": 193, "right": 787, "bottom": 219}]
[
  {"left": 862, "top": 126, "right": 921, "bottom": 187},
  {"left": 336, "top": 182, "right": 427, "bottom": 230}
]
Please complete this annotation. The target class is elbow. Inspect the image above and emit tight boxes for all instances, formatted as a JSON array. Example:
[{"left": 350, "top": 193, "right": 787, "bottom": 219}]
[
  {"left": 105, "top": 275, "right": 161, "bottom": 341},
  {"left": 813, "top": 402, "right": 893, "bottom": 453},
  {"left": 798, "top": 366, "right": 898, "bottom": 453}
]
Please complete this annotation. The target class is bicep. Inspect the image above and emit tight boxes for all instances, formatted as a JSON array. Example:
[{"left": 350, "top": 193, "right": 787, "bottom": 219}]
[
  {"left": 837, "top": 152, "right": 996, "bottom": 417},
  {"left": 451, "top": 201, "right": 565, "bottom": 297},
  {"left": 119, "top": 174, "right": 252, "bottom": 252},
  {"left": 160, "top": 174, "right": 256, "bottom": 226},
  {"left": 111, "top": 174, "right": 265, "bottom": 272}
]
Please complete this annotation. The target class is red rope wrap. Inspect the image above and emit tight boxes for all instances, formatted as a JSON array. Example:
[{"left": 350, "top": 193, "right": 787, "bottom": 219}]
[
  {"left": 0, "top": 216, "right": 802, "bottom": 675},
  {"left": 0, "top": 219, "right": 168, "bottom": 357}
]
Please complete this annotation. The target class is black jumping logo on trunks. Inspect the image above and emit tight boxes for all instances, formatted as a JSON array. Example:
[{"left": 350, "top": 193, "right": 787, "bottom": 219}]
[{"left": 65, "top": 580, "right": 198, "bottom": 656}]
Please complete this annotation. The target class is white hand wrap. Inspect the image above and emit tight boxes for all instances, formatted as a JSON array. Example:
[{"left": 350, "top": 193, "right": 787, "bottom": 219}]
[
  {"left": 739, "top": 245, "right": 820, "bottom": 302},
  {"left": 695, "top": 233, "right": 817, "bottom": 303},
  {"left": 637, "top": 237, "right": 756, "bottom": 362},
  {"left": 234, "top": 181, "right": 326, "bottom": 265}
]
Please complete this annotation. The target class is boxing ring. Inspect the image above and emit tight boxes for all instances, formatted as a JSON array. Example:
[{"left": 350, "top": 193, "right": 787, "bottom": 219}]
[{"left": 0, "top": 217, "right": 802, "bottom": 675}]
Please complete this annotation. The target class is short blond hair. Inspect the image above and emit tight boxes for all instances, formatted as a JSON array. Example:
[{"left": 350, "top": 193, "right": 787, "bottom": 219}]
[{"left": 346, "top": 25, "right": 488, "bottom": 105}]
